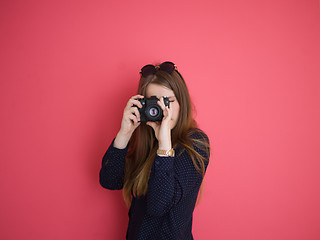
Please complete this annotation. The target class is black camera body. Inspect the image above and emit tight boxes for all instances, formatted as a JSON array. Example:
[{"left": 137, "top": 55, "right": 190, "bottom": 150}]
[{"left": 135, "top": 96, "right": 170, "bottom": 122}]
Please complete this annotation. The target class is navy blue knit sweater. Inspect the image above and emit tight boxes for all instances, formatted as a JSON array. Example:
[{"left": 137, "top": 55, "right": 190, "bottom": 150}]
[{"left": 99, "top": 129, "right": 210, "bottom": 240}]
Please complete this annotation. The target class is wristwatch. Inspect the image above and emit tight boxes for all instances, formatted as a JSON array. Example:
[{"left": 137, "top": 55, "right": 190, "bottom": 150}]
[{"left": 157, "top": 148, "right": 175, "bottom": 157}]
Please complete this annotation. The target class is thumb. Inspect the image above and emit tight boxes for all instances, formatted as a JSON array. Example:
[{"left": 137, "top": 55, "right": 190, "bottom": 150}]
[
  {"left": 146, "top": 121, "right": 156, "bottom": 130},
  {"left": 134, "top": 121, "right": 141, "bottom": 128}
]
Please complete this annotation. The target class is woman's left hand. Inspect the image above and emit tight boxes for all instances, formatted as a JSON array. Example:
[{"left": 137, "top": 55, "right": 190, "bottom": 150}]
[{"left": 146, "top": 97, "right": 172, "bottom": 150}]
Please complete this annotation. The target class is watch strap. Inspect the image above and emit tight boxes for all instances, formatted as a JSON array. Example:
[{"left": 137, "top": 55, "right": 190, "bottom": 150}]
[{"left": 157, "top": 148, "right": 175, "bottom": 157}]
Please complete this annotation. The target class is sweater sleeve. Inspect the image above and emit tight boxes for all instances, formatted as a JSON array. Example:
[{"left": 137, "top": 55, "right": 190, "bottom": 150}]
[
  {"left": 146, "top": 130, "right": 210, "bottom": 216},
  {"left": 99, "top": 138, "right": 130, "bottom": 190}
]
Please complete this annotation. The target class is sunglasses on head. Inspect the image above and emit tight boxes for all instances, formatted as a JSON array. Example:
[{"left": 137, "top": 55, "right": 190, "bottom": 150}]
[{"left": 139, "top": 61, "right": 177, "bottom": 78}]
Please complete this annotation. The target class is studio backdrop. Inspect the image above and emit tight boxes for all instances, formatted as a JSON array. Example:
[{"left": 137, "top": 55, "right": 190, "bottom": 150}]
[{"left": 0, "top": 0, "right": 319, "bottom": 239}]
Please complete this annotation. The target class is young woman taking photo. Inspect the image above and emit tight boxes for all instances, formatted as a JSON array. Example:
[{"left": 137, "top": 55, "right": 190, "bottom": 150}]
[{"left": 99, "top": 61, "right": 211, "bottom": 240}]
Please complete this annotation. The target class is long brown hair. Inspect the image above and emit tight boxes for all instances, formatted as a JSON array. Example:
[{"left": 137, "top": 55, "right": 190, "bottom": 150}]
[{"left": 122, "top": 67, "right": 210, "bottom": 208}]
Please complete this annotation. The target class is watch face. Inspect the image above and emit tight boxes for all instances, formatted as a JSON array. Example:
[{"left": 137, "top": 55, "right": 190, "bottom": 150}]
[{"left": 169, "top": 149, "right": 175, "bottom": 157}]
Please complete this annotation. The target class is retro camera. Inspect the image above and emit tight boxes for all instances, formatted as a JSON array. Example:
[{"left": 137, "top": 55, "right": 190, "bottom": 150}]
[{"left": 134, "top": 96, "right": 170, "bottom": 122}]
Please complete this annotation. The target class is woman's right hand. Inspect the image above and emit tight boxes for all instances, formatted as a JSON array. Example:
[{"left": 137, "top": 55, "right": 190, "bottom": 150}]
[
  {"left": 118, "top": 94, "right": 144, "bottom": 136},
  {"left": 114, "top": 94, "right": 144, "bottom": 149}
]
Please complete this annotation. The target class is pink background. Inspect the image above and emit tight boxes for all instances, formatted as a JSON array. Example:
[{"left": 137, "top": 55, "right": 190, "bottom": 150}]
[{"left": 1, "top": 0, "right": 319, "bottom": 239}]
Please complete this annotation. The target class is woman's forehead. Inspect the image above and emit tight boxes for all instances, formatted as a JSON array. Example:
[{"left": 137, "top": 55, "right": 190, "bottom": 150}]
[{"left": 146, "top": 83, "right": 176, "bottom": 98}]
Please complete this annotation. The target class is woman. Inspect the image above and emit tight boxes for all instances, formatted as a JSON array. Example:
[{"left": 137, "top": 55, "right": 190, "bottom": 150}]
[{"left": 99, "top": 61, "right": 211, "bottom": 240}]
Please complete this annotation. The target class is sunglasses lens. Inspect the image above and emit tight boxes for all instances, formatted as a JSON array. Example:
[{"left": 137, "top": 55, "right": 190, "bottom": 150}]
[
  {"left": 160, "top": 62, "right": 175, "bottom": 74},
  {"left": 140, "top": 62, "right": 176, "bottom": 77},
  {"left": 141, "top": 65, "right": 155, "bottom": 77}
]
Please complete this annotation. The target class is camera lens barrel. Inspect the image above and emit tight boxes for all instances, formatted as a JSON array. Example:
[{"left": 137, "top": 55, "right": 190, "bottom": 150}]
[{"left": 136, "top": 96, "right": 169, "bottom": 122}]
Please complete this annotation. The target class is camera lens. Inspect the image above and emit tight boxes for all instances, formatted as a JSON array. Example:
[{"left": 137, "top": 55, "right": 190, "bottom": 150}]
[
  {"left": 145, "top": 104, "right": 161, "bottom": 120},
  {"left": 149, "top": 107, "right": 159, "bottom": 117}
]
